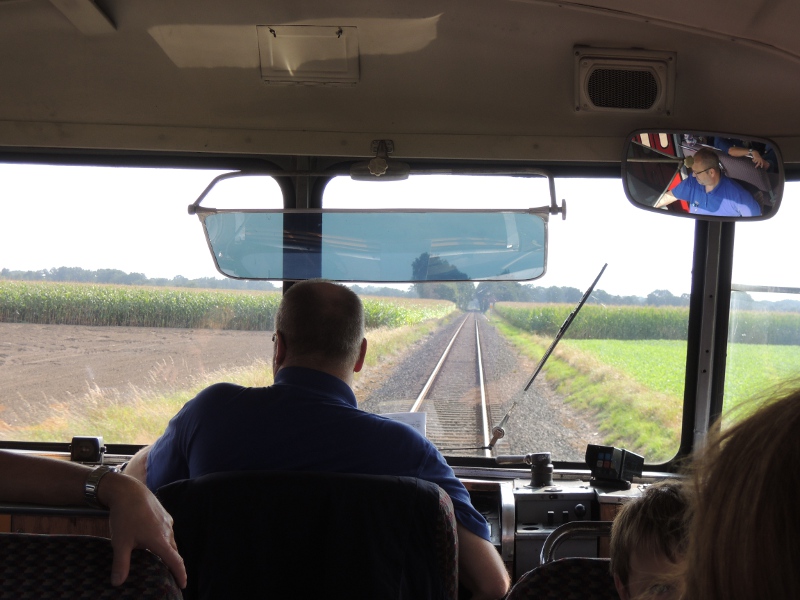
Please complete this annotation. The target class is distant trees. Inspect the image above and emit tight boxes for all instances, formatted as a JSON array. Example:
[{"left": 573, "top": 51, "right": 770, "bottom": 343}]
[
  {"left": 411, "top": 253, "right": 475, "bottom": 310},
  {"left": 349, "top": 284, "right": 409, "bottom": 298},
  {"left": 646, "top": 289, "right": 690, "bottom": 307},
  {"left": 0, "top": 267, "right": 278, "bottom": 291},
  {"left": 3, "top": 266, "right": 797, "bottom": 311},
  {"left": 475, "top": 281, "right": 529, "bottom": 311}
]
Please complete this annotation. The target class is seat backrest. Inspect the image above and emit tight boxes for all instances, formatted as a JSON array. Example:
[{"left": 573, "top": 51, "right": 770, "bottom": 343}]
[
  {"left": 0, "top": 532, "right": 182, "bottom": 599},
  {"left": 506, "top": 557, "right": 617, "bottom": 600},
  {"left": 156, "top": 470, "right": 458, "bottom": 600}
]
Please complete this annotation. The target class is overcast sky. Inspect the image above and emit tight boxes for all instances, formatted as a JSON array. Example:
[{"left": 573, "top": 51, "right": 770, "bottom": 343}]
[{"left": 1, "top": 164, "right": 797, "bottom": 299}]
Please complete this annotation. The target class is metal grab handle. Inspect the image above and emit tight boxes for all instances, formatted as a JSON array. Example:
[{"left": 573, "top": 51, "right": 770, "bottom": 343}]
[{"left": 540, "top": 521, "right": 612, "bottom": 564}]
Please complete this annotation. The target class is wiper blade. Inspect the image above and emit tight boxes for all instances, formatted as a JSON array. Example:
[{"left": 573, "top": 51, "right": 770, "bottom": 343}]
[{"left": 487, "top": 263, "right": 608, "bottom": 450}]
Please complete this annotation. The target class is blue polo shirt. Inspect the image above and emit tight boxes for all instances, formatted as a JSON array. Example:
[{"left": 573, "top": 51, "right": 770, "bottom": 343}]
[
  {"left": 672, "top": 175, "right": 761, "bottom": 216},
  {"left": 146, "top": 366, "right": 491, "bottom": 541}
]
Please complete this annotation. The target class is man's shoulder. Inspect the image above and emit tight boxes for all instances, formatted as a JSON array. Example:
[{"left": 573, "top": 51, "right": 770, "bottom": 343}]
[
  {"left": 203, "top": 381, "right": 250, "bottom": 394},
  {"left": 199, "top": 381, "right": 250, "bottom": 397},
  {"left": 720, "top": 175, "right": 749, "bottom": 194},
  {"left": 719, "top": 177, "right": 761, "bottom": 210},
  {"left": 188, "top": 382, "right": 256, "bottom": 408},
  {"left": 673, "top": 176, "right": 700, "bottom": 196},
  {"left": 356, "top": 412, "right": 437, "bottom": 454}
]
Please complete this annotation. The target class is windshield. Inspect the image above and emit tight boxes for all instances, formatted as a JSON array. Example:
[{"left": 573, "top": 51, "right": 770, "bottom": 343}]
[
  {"left": 0, "top": 165, "right": 693, "bottom": 464},
  {"left": 724, "top": 181, "right": 800, "bottom": 426},
  {"left": 325, "top": 175, "right": 693, "bottom": 463}
]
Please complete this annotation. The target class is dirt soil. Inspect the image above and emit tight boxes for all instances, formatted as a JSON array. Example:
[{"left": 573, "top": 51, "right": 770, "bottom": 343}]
[{"left": 0, "top": 323, "right": 273, "bottom": 428}]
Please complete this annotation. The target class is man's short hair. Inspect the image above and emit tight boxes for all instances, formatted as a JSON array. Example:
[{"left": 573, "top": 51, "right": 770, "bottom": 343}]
[
  {"left": 274, "top": 279, "right": 364, "bottom": 368},
  {"left": 692, "top": 148, "right": 720, "bottom": 172},
  {"left": 609, "top": 480, "right": 690, "bottom": 587}
]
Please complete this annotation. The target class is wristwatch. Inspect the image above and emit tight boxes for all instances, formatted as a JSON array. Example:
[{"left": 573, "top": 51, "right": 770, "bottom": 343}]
[
  {"left": 747, "top": 150, "right": 754, "bottom": 158},
  {"left": 84, "top": 465, "right": 120, "bottom": 509}
]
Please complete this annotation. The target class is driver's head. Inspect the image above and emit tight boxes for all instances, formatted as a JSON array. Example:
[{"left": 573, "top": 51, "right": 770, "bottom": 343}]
[
  {"left": 690, "top": 149, "right": 721, "bottom": 183},
  {"left": 274, "top": 279, "right": 365, "bottom": 371}
]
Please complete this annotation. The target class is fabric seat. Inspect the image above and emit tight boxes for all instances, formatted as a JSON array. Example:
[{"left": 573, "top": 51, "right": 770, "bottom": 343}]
[
  {"left": 507, "top": 521, "right": 616, "bottom": 600},
  {"left": 0, "top": 532, "right": 182, "bottom": 599},
  {"left": 156, "top": 470, "right": 458, "bottom": 600},
  {"left": 506, "top": 557, "right": 617, "bottom": 600}
]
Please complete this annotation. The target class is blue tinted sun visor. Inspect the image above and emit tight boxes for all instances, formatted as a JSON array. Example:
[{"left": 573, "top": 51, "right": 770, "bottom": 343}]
[{"left": 193, "top": 209, "right": 548, "bottom": 282}]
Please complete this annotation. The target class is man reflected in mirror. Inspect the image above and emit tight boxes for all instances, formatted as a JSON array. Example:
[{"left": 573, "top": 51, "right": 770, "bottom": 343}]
[{"left": 653, "top": 149, "right": 762, "bottom": 217}]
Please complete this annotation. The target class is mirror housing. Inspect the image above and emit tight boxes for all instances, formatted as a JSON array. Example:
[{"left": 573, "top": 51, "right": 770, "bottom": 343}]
[
  {"left": 188, "top": 171, "right": 558, "bottom": 283},
  {"left": 622, "top": 131, "right": 784, "bottom": 220}
]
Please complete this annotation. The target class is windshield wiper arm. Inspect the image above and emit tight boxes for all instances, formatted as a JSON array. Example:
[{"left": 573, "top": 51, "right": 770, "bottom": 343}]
[{"left": 487, "top": 262, "right": 608, "bottom": 450}]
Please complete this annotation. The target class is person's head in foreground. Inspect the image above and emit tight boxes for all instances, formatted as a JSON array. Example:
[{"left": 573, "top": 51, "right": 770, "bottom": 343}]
[
  {"left": 610, "top": 480, "right": 689, "bottom": 600},
  {"left": 683, "top": 383, "right": 800, "bottom": 600}
]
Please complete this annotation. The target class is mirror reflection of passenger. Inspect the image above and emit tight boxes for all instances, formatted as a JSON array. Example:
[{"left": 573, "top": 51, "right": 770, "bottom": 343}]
[
  {"left": 653, "top": 149, "right": 762, "bottom": 217},
  {"left": 714, "top": 137, "right": 777, "bottom": 172},
  {"left": 127, "top": 279, "right": 510, "bottom": 600}
]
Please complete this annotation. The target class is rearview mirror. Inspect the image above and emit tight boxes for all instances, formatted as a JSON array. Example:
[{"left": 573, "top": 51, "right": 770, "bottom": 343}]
[
  {"left": 192, "top": 209, "right": 547, "bottom": 282},
  {"left": 189, "top": 171, "right": 555, "bottom": 282},
  {"left": 622, "top": 131, "right": 784, "bottom": 220}
]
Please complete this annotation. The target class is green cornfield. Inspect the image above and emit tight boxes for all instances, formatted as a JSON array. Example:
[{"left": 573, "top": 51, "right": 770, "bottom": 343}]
[
  {"left": 361, "top": 297, "right": 455, "bottom": 328},
  {"left": 494, "top": 302, "right": 800, "bottom": 344},
  {"left": 494, "top": 302, "right": 689, "bottom": 339},
  {"left": 0, "top": 281, "right": 454, "bottom": 331}
]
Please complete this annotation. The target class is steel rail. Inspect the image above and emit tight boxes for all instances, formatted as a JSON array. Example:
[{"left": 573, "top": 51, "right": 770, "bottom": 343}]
[{"left": 409, "top": 315, "right": 470, "bottom": 413}]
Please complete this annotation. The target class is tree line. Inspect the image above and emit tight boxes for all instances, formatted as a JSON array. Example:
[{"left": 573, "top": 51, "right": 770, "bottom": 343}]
[
  {"left": 3, "top": 266, "right": 797, "bottom": 313},
  {"left": 0, "top": 267, "right": 278, "bottom": 292}
]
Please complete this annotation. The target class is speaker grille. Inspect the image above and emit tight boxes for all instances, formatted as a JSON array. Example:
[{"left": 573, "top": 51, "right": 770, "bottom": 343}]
[{"left": 587, "top": 68, "right": 658, "bottom": 110}]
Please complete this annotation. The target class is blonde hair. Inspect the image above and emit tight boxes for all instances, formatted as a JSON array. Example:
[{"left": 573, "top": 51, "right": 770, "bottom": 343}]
[
  {"left": 684, "top": 383, "right": 800, "bottom": 600},
  {"left": 610, "top": 480, "right": 689, "bottom": 589}
]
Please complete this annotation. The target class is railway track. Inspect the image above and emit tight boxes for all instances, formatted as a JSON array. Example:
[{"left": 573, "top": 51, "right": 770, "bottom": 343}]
[{"left": 410, "top": 312, "right": 500, "bottom": 456}]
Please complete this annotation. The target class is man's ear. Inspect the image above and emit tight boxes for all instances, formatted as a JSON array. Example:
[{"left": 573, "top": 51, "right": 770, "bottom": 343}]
[
  {"left": 353, "top": 338, "right": 368, "bottom": 373},
  {"left": 614, "top": 573, "right": 629, "bottom": 600},
  {"left": 273, "top": 332, "right": 287, "bottom": 369}
]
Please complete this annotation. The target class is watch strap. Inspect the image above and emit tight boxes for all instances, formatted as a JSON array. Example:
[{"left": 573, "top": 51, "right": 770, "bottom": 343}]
[{"left": 84, "top": 465, "right": 119, "bottom": 509}]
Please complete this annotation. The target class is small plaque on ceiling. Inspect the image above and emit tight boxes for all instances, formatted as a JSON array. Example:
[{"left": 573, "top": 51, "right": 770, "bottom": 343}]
[{"left": 257, "top": 25, "right": 359, "bottom": 85}]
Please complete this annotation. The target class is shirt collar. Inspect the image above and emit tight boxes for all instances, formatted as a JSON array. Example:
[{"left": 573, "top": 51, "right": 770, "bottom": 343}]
[{"left": 274, "top": 366, "right": 358, "bottom": 408}]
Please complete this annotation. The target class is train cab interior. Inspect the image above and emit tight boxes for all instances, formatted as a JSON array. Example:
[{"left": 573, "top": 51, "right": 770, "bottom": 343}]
[{"left": 1, "top": 0, "right": 799, "bottom": 596}]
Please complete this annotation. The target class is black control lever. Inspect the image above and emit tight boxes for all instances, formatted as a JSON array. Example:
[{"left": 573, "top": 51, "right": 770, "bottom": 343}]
[{"left": 495, "top": 452, "right": 554, "bottom": 487}]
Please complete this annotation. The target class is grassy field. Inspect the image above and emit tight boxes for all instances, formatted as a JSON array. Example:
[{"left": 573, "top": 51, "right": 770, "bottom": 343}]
[
  {"left": 489, "top": 310, "right": 800, "bottom": 462},
  {"left": 722, "top": 343, "right": 800, "bottom": 417},
  {"left": 8, "top": 306, "right": 457, "bottom": 444},
  {"left": 14, "top": 360, "right": 275, "bottom": 444},
  {"left": 488, "top": 315, "right": 683, "bottom": 461},
  {"left": 565, "top": 339, "right": 688, "bottom": 398},
  {"left": 9, "top": 283, "right": 800, "bottom": 455}
]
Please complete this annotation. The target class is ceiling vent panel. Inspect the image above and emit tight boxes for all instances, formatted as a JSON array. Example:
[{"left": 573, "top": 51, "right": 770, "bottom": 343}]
[{"left": 574, "top": 47, "right": 676, "bottom": 114}]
